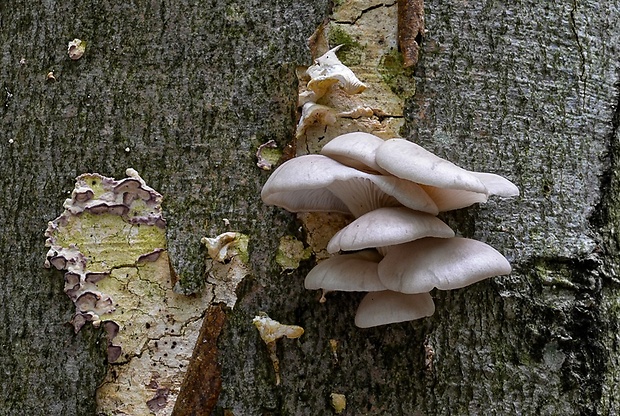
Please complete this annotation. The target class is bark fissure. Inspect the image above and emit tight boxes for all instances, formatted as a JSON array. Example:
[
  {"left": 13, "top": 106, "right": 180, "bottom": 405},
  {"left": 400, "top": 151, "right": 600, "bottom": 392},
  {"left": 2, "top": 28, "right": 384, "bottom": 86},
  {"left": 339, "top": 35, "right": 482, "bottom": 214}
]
[
  {"left": 569, "top": 0, "right": 588, "bottom": 103},
  {"left": 333, "top": 2, "right": 396, "bottom": 25}
]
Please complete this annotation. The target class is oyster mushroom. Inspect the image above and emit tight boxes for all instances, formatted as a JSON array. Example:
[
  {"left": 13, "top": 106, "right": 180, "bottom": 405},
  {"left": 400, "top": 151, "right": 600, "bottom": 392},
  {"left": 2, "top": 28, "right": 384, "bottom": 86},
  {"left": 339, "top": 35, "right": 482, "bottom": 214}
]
[
  {"left": 304, "top": 250, "right": 385, "bottom": 292},
  {"left": 320, "top": 132, "right": 387, "bottom": 174},
  {"left": 417, "top": 185, "right": 489, "bottom": 212},
  {"left": 375, "top": 139, "right": 488, "bottom": 193},
  {"left": 261, "top": 131, "right": 518, "bottom": 328},
  {"left": 377, "top": 237, "right": 512, "bottom": 294},
  {"left": 261, "top": 155, "right": 438, "bottom": 217},
  {"left": 326, "top": 207, "right": 454, "bottom": 253},
  {"left": 355, "top": 291, "right": 435, "bottom": 328},
  {"left": 322, "top": 133, "right": 518, "bottom": 210},
  {"left": 471, "top": 172, "right": 520, "bottom": 197}
]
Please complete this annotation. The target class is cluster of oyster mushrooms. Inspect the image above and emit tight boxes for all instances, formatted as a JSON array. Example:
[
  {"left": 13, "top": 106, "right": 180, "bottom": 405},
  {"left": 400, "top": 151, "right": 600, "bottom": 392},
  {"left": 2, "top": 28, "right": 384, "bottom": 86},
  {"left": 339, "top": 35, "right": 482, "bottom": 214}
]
[{"left": 261, "top": 132, "right": 519, "bottom": 327}]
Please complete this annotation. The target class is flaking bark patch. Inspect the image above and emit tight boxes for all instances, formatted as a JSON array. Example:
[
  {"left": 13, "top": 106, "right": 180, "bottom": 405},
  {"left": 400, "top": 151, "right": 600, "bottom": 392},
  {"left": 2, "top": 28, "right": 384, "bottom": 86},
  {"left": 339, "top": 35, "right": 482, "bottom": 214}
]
[{"left": 44, "top": 169, "right": 211, "bottom": 415}]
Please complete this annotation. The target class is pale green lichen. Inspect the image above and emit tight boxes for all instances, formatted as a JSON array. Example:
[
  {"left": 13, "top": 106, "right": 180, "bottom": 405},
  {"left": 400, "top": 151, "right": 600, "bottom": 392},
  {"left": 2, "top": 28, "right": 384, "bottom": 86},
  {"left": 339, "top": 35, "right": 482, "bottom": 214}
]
[
  {"left": 378, "top": 49, "right": 416, "bottom": 99},
  {"left": 327, "top": 25, "right": 363, "bottom": 67},
  {"left": 330, "top": 392, "right": 347, "bottom": 414},
  {"left": 256, "top": 140, "right": 283, "bottom": 171},
  {"left": 276, "top": 235, "right": 312, "bottom": 271},
  {"left": 45, "top": 170, "right": 168, "bottom": 335},
  {"left": 44, "top": 169, "right": 211, "bottom": 416}
]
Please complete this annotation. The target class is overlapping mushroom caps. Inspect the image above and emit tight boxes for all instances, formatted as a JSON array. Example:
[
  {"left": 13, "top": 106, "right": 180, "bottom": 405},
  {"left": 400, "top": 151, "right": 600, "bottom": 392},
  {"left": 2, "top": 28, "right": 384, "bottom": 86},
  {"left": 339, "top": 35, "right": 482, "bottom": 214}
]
[{"left": 261, "top": 132, "right": 519, "bottom": 327}]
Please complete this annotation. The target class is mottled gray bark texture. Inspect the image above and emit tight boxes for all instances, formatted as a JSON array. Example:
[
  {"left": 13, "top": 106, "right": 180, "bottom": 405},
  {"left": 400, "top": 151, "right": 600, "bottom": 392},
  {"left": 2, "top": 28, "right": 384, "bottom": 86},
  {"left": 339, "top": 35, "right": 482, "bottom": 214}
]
[
  {"left": 1, "top": 1, "right": 620, "bottom": 416},
  {"left": 0, "top": 0, "right": 327, "bottom": 414}
]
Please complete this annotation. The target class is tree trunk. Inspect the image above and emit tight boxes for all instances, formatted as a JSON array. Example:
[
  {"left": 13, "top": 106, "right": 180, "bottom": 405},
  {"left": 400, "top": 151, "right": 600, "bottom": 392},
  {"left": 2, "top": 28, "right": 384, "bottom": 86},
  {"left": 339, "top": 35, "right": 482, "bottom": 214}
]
[{"left": 1, "top": 0, "right": 620, "bottom": 415}]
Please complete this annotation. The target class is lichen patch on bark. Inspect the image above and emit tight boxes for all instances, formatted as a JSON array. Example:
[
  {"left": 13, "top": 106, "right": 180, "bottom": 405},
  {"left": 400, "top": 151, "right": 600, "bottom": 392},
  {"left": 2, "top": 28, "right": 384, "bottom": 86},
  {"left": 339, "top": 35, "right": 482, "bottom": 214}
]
[{"left": 44, "top": 170, "right": 211, "bottom": 416}]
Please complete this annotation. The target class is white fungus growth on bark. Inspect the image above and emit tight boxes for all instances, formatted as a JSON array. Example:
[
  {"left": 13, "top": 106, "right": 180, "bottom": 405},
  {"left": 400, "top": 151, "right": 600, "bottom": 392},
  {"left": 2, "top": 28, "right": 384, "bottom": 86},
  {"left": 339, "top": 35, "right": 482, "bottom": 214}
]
[
  {"left": 253, "top": 313, "right": 304, "bottom": 385},
  {"left": 296, "top": 46, "right": 367, "bottom": 138},
  {"left": 262, "top": 132, "right": 519, "bottom": 327},
  {"left": 67, "top": 38, "right": 86, "bottom": 60}
]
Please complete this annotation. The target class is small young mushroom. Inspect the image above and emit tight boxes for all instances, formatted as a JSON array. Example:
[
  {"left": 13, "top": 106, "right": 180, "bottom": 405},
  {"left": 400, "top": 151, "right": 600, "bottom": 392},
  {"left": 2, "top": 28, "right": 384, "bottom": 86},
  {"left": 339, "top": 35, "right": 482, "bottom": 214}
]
[
  {"left": 355, "top": 291, "right": 435, "bottom": 328},
  {"left": 253, "top": 313, "right": 304, "bottom": 385},
  {"left": 377, "top": 237, "right": 512, "bottom": 294}
]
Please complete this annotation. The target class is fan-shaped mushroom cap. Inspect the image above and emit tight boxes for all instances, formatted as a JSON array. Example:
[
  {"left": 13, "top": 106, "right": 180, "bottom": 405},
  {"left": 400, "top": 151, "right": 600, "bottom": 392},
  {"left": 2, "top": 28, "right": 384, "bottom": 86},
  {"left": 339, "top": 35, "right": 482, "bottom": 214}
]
[
  {"left": 355, "top": 291, "right": 435, "bottom": 328},
  {"left": 304, "top": 250, "right": 385, "bottom": 292},
  {"left": 261, "top": 155, "right": 438, "bottom": 217},
  {"left": 419, "top": 172, "right": 518, "bottom": 211},
  {"left": 378, "top": 237, "right": 512, "bottom": 294},
  {"left": 419, "top": 185, "right": 488, "bottom": 211},
  {"left": 261, "top": 155, "right": 351, "bottom": 214},
  {"left": 471, "top": 172, "right": 520, "bottom": 197},
  {"left": 327, "top": 207, "right": 454, "bottom": 253},
  {"left": 321, "top": 132, "right": 387, "bottom": 174},
  {"left": 375, "top": 139, "right": 488, "bottom": 193}
]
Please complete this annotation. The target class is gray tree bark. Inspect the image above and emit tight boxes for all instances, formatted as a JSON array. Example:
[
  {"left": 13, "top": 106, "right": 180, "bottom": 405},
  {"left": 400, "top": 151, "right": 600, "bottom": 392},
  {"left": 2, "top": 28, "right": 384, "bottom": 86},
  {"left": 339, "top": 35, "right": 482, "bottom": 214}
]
[{"left": 1, "top": 0, "right": 620, "bottom": 415}]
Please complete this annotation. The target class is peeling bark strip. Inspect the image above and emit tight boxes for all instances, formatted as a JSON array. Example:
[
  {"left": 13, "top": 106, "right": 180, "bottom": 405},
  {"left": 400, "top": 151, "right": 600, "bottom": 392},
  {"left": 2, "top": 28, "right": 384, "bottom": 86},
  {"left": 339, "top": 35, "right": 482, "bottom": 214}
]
[
  {"left": 44, "top": 170, "right": 213, "bottom": 414},
  {"left": 172, "top": 304, "right": 226, "bottom": 416},
  {"left": 397, "top": 0, "right": 424, "bottom": 68}
]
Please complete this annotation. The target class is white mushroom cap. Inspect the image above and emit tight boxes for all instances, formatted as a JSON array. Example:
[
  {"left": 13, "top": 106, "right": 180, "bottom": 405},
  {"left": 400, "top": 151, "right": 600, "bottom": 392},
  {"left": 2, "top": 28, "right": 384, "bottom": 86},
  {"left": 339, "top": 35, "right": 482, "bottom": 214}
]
[
  {"left": 320, "top": 132, "right": 387, "bottom": 174},
  {"left": 471, "top": 172, "right": 520, "bottom": 197},
  {"left": 327, "top": 207, "right": 454, "bottom": 253},
  {"left": 355, "top": 291, "right": 435, "bottom": 328},
  {"left": 304, "top": 250, "right": 385, "bottom": 292},
  {"left": 419, "top": 172, "right": 518, "bottom": 211},
  {"left": 378, "top": 237, "right": 512, "bottom": 294},
  {"left": 322, "top": 134, "right": 519, "bottom": 207},
  {"left": 261, "top": 155, "right": 353, "bottom": 213},
  {"left": 419, "top": 185, "right": 488, "bottom": 212},
  {"left": 375, "top": 139, "right": 488, "bottom": 193},
  {"left": 261, "top": 155, "right": 438, "bottom": 217}
]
